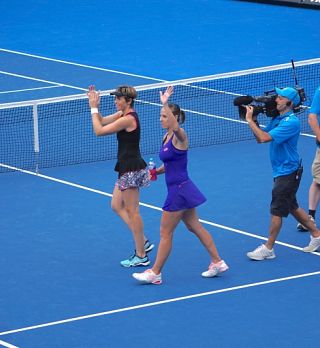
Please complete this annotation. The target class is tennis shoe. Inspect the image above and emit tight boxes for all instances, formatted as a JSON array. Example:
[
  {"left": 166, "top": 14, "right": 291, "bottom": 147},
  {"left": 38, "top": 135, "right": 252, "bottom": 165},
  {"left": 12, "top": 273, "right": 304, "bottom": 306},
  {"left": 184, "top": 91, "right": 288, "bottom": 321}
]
[
  {"left": 132, "top": 269, "right": 162, "bottom": 285},
  {"left": 297, "top": 215, "right": 315, "bottom": 232},
  {"left": 303, "top": 236, "right": 320, "bottom": 253},
  {"left": 201, "top": 260, "right": 229, "bottom": 278},
  {"left": 247, "top": 244, "right": 275, "bottom": 260},
  {"left": 144, "top": 240, "right": 155, "bottom": 253},
  {"left": 120, "top": 254, "right": 150, "bottom": 268}
]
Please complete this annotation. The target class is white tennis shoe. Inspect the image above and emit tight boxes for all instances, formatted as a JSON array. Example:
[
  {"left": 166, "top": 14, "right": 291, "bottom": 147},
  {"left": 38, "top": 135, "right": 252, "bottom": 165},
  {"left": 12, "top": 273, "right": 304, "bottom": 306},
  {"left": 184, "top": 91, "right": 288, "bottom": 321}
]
[
  {"left": 201, "top": 260, "right": 229, "bottom": 277},
  {"left": 247, "top": 244, "right": 275, "bottom": 260},
  {"left": 303, "top": 236, "right": 320, "bottom": 253},
  {"left": 132, "top": 269, "right": 162, "bottom": 285}
]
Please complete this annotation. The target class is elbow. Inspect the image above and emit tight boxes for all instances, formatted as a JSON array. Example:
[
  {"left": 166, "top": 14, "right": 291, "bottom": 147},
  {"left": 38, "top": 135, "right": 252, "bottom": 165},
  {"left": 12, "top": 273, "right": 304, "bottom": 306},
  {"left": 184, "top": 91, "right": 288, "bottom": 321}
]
[
  {"left": 256, "top": 135, "right": 270, "bottom": 143},
  {"left": 259, "top": 138, "right": 270, "bottom": 144},
  {"left": 94, "top": 128, "right": 104, "bottom": 136},
  {"left": 259, "top": 138, "right": 268, "bottom": 143}
]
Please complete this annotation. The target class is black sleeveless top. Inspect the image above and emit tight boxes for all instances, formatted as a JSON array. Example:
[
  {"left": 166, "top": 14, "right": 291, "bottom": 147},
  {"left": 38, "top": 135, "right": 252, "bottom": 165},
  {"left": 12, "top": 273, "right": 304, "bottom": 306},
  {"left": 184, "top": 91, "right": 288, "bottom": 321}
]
[{"left": 114, "top": 111, "right": 147, "bottom": 176}]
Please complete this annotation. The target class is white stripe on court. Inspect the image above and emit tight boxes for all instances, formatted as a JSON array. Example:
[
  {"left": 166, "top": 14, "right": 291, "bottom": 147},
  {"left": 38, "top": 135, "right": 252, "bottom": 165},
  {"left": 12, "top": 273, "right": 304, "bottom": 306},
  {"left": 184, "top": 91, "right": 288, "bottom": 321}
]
[
  {"left": 1, "top": 163, "right": 319, "bottom": 256},
  {"left": 0, "top": 48, "right": 164, "bottom": 82},
  {"left": 0, "top": 70, "right": 86, "bottom": 92},
  {"left": 0, "top": 270, "right": 319, "bottom": 337},
  {"left": 0, "top": 85, "right": 61, "bottom": 95},
  {"left": 0, "top": 339, "right": 19, "bottom": 348}
]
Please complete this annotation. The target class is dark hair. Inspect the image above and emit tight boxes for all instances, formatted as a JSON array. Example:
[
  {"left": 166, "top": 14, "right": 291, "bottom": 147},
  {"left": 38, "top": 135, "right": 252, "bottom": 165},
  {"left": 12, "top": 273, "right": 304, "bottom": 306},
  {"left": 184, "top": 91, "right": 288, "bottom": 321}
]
[{"left": 168, "top": 103, "right": 185, "bottom": 124}]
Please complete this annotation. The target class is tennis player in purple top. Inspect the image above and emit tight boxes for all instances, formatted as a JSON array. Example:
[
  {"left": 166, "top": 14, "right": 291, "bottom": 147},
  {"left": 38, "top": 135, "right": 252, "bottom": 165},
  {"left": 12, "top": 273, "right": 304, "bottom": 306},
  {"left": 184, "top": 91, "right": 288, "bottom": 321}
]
[{"left": 132, "top": 86, "right": 228, "bottom": 284}]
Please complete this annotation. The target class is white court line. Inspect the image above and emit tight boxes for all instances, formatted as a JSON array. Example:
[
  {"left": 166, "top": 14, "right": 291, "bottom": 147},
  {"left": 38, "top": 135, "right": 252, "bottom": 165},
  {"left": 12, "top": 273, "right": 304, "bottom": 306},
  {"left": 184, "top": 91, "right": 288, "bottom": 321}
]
[
  {"left": 2, "top": 48, "right": 320, "bottom": 84},
  {"left": 0, "top": 339, "right": 19, "bottom": 348},
  {"left": 1, "top": 163, "right": 319, "bottom": 257},
  {"left": 0, "top": 86, "right": 61, "bottom": 94},
  {"left": 0, "top": 70, "right": 86, "bottom": 92},
  {"left": 0, "top": 48, "right": 164, "bottom": 82},
  {"left": 0, "top": 270, "right": 319, "bottom": 337}
]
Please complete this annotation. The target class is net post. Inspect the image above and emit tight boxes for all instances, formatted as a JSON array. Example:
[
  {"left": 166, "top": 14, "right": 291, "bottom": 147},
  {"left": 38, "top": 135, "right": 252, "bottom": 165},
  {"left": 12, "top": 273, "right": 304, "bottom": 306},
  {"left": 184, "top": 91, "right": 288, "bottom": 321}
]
[{"left": 32, "top": 102, "right": 40, "bottom": 174}]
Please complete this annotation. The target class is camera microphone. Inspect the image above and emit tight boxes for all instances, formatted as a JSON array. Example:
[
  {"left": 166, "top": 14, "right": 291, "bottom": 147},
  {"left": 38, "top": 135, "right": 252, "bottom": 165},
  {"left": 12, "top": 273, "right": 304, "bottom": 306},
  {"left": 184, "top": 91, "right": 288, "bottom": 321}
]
[{"left": 233, "top": 95, "right": 254, "bottom": 106}]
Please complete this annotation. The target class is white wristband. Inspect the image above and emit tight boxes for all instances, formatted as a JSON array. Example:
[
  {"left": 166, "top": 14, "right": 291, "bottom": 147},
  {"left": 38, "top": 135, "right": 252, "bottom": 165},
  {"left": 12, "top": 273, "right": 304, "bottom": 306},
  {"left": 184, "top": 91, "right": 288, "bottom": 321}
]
[{"left": 91, "top": 107, "right": 99, "bottom": 115}]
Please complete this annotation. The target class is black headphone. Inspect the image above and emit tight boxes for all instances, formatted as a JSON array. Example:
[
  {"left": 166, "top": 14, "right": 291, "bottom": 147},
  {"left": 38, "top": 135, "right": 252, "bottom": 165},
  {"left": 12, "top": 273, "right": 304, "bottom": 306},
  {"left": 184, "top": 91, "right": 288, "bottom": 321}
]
[{"left": 286, "top": 101, "right": 292, "bottom": 107}]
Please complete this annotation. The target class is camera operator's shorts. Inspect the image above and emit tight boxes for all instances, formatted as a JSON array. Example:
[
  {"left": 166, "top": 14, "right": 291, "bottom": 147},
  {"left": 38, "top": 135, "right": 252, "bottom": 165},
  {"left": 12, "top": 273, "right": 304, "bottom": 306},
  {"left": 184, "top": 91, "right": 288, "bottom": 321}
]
[
  {"left": 312, "top": 148, "right": 320, "bottom": 184},
  {"left": 270, "top": 169, "right": 302, "bottom": 217}
]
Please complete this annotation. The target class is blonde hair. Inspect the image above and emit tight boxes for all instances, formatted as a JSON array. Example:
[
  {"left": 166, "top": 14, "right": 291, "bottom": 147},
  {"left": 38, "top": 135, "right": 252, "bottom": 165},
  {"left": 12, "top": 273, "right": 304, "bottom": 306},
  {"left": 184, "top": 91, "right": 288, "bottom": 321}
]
[{"left": 115, "top": 85, "right": 137, "bottom": 106}]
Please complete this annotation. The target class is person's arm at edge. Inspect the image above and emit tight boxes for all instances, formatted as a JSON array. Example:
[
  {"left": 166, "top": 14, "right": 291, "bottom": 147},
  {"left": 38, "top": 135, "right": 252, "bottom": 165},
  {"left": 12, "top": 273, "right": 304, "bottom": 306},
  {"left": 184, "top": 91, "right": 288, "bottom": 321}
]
[{"left": 309, "top": 113, "right": 320, "bottom": 143}]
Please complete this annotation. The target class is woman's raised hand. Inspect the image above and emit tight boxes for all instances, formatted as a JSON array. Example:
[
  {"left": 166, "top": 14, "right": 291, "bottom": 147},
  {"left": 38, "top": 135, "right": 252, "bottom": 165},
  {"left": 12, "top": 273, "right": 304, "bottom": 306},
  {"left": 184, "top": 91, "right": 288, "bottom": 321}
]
[
  {"left": 87, "top": 85, "right": 100, "bottom": 108},
  {"left": 160, "top": 86, "right": 174, "bottom": 105}
]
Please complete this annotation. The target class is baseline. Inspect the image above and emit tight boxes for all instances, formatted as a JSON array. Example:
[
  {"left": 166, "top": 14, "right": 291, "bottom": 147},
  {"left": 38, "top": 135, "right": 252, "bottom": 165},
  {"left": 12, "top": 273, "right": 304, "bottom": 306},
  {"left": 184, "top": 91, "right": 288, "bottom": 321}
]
[
  {"left": 0, "top": 270, "right": 319, "bottom": 337},
  {"left": 0, "top": 70, "right": 86, "bottom": 92},
  {"left": 0, "top": 48, "right": 164, "bottom": 82}
]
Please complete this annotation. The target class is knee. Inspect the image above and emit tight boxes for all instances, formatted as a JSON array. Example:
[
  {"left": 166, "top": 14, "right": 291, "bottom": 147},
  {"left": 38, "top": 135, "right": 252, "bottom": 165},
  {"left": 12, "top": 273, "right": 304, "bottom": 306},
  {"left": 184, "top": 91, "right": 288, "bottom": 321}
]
[
  {"left": 184, "top": 222, "right": 195, "bottom": 234},
  {"left": 125, "top": 206, "right": 141, "bottom": 222},
  {"left": 159, "top": 226, "right": 174, "bottom": 240},
  {"left": 125, "top": 206, "right": 135, "bottom": 217},
  {"left": 312, "top": 180, "right": 320, "bottom": 190},
  {"left": 111, "top": 201, "right": 120, "bottom": 214}
]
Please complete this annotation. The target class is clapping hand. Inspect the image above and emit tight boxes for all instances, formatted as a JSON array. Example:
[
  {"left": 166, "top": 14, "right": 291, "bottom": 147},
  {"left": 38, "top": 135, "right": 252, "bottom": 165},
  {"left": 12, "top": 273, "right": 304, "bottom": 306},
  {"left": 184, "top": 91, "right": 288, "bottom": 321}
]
[
  {"left": 160, "top": 86, "right": 174, "bottom": 105},
  {"left": 87, "top": 85, "right": 100, "bottom": 108}
]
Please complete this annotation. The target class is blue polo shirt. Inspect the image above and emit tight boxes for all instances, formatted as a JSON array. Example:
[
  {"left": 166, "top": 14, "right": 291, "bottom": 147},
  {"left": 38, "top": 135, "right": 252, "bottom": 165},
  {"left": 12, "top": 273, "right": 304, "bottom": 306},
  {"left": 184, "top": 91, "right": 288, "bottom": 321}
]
[
  {"left": 265, "top": 111, "right": 300, "bottom": 178},
  {"left": 310, "top": 86, "right": 320, "bottom": 148}
]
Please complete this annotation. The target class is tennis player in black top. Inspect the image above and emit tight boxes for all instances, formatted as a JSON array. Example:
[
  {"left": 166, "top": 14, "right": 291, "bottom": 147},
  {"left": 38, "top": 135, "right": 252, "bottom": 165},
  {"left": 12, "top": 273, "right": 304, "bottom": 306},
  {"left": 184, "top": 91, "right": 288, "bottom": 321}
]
[{"left": 88, "top": 85, "right": 154, "bottom": 267}]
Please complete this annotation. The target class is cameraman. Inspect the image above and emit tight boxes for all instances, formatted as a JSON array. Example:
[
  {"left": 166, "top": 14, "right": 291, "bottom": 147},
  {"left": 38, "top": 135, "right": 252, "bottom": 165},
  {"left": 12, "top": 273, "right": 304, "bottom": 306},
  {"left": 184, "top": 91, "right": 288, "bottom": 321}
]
[{"left": 245, "top": 87, "right": 320, "bottom": 260}]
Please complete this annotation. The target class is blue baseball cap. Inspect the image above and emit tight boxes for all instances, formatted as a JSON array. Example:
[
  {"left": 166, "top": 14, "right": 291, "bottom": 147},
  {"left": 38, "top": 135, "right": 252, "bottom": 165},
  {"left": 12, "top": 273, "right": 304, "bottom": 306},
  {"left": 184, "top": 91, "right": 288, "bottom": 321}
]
[{"left": 275, "top": 87, "right": 300, "bottom": 107}]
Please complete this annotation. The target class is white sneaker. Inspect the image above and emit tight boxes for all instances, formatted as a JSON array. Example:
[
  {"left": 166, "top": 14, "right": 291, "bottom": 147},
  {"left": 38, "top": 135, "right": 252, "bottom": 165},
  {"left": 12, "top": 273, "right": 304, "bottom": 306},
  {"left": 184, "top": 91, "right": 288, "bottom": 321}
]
[
  {"left": 247, "top": 244, "right": 275, "bottom": 260},
  {"left": 132, "top": 269, "right": 162, "bottom": 285},
  {"left": 303, "top": 236, "right": 320, "bottom": 253},
  {"left": 201, "top": 260, "right": 229, "bottom": 278}
]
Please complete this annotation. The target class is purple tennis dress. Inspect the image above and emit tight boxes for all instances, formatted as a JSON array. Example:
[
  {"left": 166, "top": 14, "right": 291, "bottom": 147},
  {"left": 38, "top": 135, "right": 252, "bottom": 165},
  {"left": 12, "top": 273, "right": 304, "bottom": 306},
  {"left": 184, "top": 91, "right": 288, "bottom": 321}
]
[{"left": 159, "top": 135, "right": 206, "bottom": 211}]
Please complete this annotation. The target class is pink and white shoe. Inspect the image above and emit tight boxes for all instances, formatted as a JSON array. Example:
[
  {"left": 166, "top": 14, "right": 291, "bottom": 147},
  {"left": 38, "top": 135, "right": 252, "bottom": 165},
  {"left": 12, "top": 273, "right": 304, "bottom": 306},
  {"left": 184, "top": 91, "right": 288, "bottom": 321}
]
[
  {"left": 132, "top": 269, "right": 162, "bottom": 285},
  {"left": 201, "top": 260, "right": 229, "bottom": 278}
]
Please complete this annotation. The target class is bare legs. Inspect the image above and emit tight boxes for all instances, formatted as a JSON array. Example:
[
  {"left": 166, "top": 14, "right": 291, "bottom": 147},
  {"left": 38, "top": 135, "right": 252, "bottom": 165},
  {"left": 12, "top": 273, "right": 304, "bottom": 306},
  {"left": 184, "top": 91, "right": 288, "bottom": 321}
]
[
  {"left": 263, "top": 208, "right": 320, "bottom": 251},
  {"left": 111, "top": 185, "right": 147, "bottom": 258},
  {"left": 152, "top": 208, "right": 221, "bottom": 275},
  {"left": 309, "top": 181, "right": 320, "bottom": 211},
  {"left": 151, "top": 210, "right": 182, "bottom": 275},
  {"left": 265, "top": 215, "right": 282, "bottom": 250}
]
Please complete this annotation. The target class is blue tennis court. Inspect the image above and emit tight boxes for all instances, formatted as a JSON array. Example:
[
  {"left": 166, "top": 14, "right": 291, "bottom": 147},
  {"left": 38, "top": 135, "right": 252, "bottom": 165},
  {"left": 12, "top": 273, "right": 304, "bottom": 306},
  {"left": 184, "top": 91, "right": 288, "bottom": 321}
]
[{"left": 1, "top": 1, "right": 320, "bottom": 347}]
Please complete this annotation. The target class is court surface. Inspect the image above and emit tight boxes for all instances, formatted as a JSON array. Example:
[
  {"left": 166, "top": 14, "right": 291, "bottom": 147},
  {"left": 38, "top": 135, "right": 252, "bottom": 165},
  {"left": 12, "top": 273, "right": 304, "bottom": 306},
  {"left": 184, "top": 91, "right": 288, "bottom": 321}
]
[{"left": 1, "top": 1, "right": 320, "bottom": 347}]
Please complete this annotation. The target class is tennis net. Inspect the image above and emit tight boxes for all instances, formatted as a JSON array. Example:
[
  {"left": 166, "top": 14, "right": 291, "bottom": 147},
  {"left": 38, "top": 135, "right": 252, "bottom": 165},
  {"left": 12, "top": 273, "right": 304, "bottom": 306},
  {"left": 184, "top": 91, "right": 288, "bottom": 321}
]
[{"left": 1, "top": 58, "right": 319, "bottom": 173}]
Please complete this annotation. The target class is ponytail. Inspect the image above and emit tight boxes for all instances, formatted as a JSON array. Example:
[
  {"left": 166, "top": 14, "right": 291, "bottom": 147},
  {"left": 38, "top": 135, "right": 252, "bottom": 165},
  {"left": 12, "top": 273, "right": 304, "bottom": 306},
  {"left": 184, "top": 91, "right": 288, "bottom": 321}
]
[{"left": 168, "top": 103, "right": 185, "bottom": 124}]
